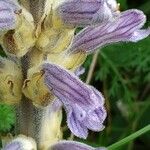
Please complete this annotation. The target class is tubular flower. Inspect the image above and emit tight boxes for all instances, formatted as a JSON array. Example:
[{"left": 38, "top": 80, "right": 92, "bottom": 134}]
[
  {"left": 69, "top": 9, "right": 150, "bottom": 53},
  {"left": 0, "top": 0, "right": 150, "bottom": 150},
  {"left": 43, "top": 63, "right": 106, "bottom": 138}
]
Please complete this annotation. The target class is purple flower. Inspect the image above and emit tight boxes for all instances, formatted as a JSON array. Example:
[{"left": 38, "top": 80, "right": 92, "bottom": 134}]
[
  {"left": 50, "top": 140, "right": 107, "bottom": 150},
  {"left": 3, "top": 141, "right": 21, "bottom": 150},
  {"left": 69, "top": 9, "right": 150, "bottom": 53},
  {"left": 43, "top": 63, "right": 106, "bottom": 139},
  {"left": 3, "top": 136, "right": 37, "bottom": 150},
  {"left": 4, "top": 138, "right": 107, "bottom": 150},
  {"left": 0, "top": 0, "right": 20, "bottom": 31},
  {"left": 57, "top": 0, "right": 119, "bottom": 27}
]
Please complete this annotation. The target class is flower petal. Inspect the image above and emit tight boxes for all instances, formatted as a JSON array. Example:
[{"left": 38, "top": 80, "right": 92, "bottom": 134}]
[
  {"left": 49, "top": 98, "right": 63, "bottom": 113},
  {"left": 43, "top": 63, "right": 106, "bottom": 138},
  {"left": 69, "top": 9, "right": 150, "bottom": 53},
  {"left": 3, "top": 141, "right": 21, "bottom": 150},
  {"left": 129, "top": 28, "right": 150, "bottom": 42},
  {"left": 43, "top": 63, "right": 104, "bottom": 108},
  {"left": 50, "top": 141, "right": 107, "bottom": 150},
  {"left": 0, "top": 0, "right": 20, "bottom": 31},
  {"left": 3, "top": 135, "right": 37, "bottom": 150},
  {"left": 66, "top": 105, "right": 88, "bottom": 139},
  {"left": 57, "top": 0, "right": 117, "bottom": 27},
  {"left": 0, "top": 57, "right": 23, "bottom": 105},
  {"left": 64, "top": 93, "right": 106, "bottom": 138},
  {"left": 74, "top": 66, "right": 85, "bottom": 77},
  {"left": 83, "top": 107, "right": 106, "bottom": 131}
]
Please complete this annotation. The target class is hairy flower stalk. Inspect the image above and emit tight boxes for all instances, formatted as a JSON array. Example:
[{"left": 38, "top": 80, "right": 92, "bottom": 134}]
[{"left": 0, "top": 0, "right": 150, "bottom": 150}]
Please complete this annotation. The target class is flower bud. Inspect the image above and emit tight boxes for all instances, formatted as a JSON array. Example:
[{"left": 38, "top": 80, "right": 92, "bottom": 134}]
[
  {"left": 22, "top": 65, "right": 54, "bottom": 107},
  {"left": 36, "top": 28, "right": 74, "bottom": 53},
  {"left": 1, "top": 8, "right": 36, "bottom": 57},
  {"left": 0, "top": 57, "right": 23, "bottom": 105},
  {"left": 3, "top": 135, "right": 37, "bottom": 150}
]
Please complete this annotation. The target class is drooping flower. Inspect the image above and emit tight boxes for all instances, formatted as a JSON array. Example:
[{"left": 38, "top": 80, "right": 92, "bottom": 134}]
[
  {"left": 43, "top": 63, "right": 106, "bottom": 138},
  {"left": 68, "top": 9, "right": 150, "bottom": 53}
]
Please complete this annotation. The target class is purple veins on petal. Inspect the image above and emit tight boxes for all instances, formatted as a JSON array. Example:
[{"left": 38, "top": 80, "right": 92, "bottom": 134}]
[
  {"left": 0, "top": 0, "right": 20, "bottom": 31},
  {"left": 69, "top": 9, "right": 150, "bottom": 53},
  {"left": 43, "top": 63, "right": 106, "bottom": 138},
  {"left": 57, "top": 0, "right": 117, "bottom": 27},
  {"left": 66, "top": 103, "right": 106, "bottom": 138},
  {"left": 43, "top": 63, "right": 104, "bottom": 108},
  {"left": 50, "top": 140, "right": 107, "bottom": 150}
]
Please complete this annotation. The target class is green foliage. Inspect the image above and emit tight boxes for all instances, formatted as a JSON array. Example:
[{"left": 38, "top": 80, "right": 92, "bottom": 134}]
[{"left": 0, "top": 104, "right": 16, "bottom": 133}]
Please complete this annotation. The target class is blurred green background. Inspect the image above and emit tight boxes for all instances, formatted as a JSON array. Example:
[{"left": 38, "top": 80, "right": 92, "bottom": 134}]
[{"left": 0, "top": 0, "right": 150, "bottom": 149}]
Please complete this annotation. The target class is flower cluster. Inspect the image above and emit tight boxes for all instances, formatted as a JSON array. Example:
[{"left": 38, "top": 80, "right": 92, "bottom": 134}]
[{"left": 0, "top": 0, "right": 149, "bottom": 150}]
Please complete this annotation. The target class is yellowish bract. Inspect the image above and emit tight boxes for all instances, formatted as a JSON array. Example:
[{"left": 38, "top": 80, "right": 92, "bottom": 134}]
[
  {"left": 36, "top": 28, "right": 74, "bottom": 53},
  {"left": 22, "top": 65, "right": 54, "bottom": 107},
  {"left": 0, "top": 58, "right": 23, "bottom": 105},
  {"left": 1, "top": 8, "right": 36, "bottom": 57},
  {"left": 39, "top": 107, "right": 62, "bottom": 150}
]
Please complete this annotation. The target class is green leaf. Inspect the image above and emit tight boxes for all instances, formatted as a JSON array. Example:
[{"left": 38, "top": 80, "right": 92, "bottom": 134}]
[{"left": 0, "top": 104, "right": 16, "bottom": 133}]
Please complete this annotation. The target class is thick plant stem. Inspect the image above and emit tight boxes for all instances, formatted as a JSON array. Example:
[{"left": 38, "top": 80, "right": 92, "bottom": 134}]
[
  {"left": 15, "top": 53, "right": 33, "bottom": 136},
  {"left": 107, "top": 124, "right": 150, "bottom": 150},
  {"left": 16, "top": 1, "right": 63, "bottom": 149},
  {"left": 15, "top": 54, "right": 62, "bottom": 150},
  {"left": 16, "top": 96, "right": 33, "bottom": 136},
  {"left": 17, "top": 99, "right": 62, "bottom": 149}
]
